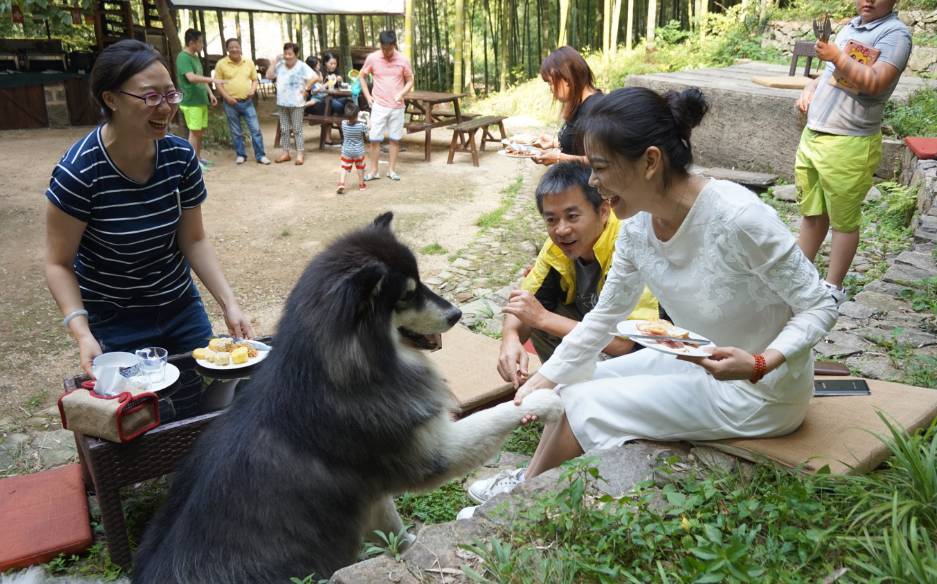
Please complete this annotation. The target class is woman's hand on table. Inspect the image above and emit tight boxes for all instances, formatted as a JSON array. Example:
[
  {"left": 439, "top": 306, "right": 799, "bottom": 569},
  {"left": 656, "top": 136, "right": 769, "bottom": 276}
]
[
  {"left": 223, "top": 305, "right": 254, "bottom": 340},
  {"left": 78, "top": 333, "right": 103, "bottom": 378},
  {"left": 678, "top": 346, "right": 757, "bottom": 381},
  {"left": 514, "top": 372, "right": 558, "bottom": 424},
  {"left": 533, "top": 134, "right": 556, "bottom": 149}
]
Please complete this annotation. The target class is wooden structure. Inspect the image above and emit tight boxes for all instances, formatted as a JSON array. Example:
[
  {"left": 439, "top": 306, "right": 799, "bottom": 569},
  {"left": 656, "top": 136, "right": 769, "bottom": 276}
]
[{"left": 447, "top": 115, "right": 506, "bottom": 166}]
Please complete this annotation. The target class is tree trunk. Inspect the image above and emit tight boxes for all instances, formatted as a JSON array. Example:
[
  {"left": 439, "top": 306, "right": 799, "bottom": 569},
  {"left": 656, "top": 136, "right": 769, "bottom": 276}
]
[
  {"left": 339, "top": 16, "right": 352, "bottom": 80},
  {"left": 296, "top": 16, "right": 303, "bottom": 57},
  {"left": 603, "top": 0, "right": 611, "bottom": 59},
  {"left": 156, "top": 0, "right": 182, "bottom": 67},
  {"left": 357, "top": 15, "right": 366, "bottom": 45},
  {"left": 404, "top": 0, "right": 415, "bottom": 62},
  {"left": 558, "top": 0, "right": 570, "bottom": 46},
  {"left": 610, "top": 0, "right": 622, "bottom": 53},
  {"left": 523, "top": 0, "right": 530, "bottom": 77},
  {"left": 482, "top": 0, "right": 490, "bottom": 94},
  {"left": 465, "top": 0, "right": 476, "bottom": 96},
  {"left": 234, "top": 12, "right": 241, "bottom": 41},
  {"left": 215, "top": 10, "right": 225, "bottom": 50},
  {"left": 198, "top": 11, "right": 208, "bottom": 57},
  {"left": 316, "top": 15, "right": 326, "bottom": 52},
  {"left": 645, "top": 0, "right": 656, "bottom": 48},
  {"left": 249, "top": 12, "right": 256, "bottom": 60},
  {"left": 498, "top": 0, "right": 509, "bottom": 90},
  {"left": 453, "top": 0, "right": 464, "bottom": 93},
  {"left": 698, "top": 0, "right": 707, "bottom": 42}
]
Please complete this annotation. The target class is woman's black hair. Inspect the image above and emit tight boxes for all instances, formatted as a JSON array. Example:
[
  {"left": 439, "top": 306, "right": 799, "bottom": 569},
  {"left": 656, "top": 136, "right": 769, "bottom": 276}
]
[
  {"left": 344, "top": 101, "right": 359, "bottom": 119},
  {"left": 379, "top": 30, "right": 397, "bottom": 46},
  {"left": 283, "top": 42, "right": 300, "bottom": 56},
  {"left": 90, "top": 39, "right": 168, "bottom": 122},
  {"left": 577, "top": 86, "right": 709, "bottom": 184},
  {"left": 321, "top": 51, "right": 339, "bottom": 71},
  {"left": 535, "top": 162, "right": 604, "bottom": 214},
  {"left": 305, "top": 55, "right": 320, "bottom": 73}
]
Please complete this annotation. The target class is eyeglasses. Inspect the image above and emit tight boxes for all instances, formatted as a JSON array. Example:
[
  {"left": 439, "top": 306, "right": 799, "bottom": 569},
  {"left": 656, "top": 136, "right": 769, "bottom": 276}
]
[{"left": 119, "top": 90, "right": 184, "bottom": 107}]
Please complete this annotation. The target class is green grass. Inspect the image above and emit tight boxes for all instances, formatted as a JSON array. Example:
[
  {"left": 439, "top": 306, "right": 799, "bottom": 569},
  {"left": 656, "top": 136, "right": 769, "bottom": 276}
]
[
  {"left": 419, "top": 242, "right": 447, "bottom": 255},
  {"left": 395, "top": 479, "right": 474, "bottom": 525},
  {"left": 884, "top": 87, "right": 937, "bottom": 139},
  {"left": 463, "top": 418, "right": 937, "bottom": 582},
  {"left": 476, "top": 176, "right": 524, "bottom": 230}
]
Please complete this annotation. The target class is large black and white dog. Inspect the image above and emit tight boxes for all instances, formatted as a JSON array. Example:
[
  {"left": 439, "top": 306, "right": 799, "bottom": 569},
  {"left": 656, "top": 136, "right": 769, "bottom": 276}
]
[{"left": 132, "top": 213, "right": 564, "bottom": 583}]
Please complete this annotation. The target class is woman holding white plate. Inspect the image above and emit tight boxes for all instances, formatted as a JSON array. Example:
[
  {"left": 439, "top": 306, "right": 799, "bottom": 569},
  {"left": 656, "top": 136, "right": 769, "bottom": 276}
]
[{"left": 462, "top": 87, "right": 838, "bottom": 511}]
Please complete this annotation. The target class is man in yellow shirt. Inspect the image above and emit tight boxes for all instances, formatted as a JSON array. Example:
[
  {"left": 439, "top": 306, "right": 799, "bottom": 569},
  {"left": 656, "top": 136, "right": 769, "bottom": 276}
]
[
  {"left": 214, "top": 38, "right": 270, "bottom": 165},
  {"left": 498, "top": 163, "right": 661, "bottom": 388}
]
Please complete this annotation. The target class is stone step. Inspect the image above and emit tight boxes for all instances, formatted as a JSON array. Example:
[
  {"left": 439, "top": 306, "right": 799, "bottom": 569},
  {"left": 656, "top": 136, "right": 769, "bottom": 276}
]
[{"left": 693, "top": 166, "right": 779, "bottom": 188}]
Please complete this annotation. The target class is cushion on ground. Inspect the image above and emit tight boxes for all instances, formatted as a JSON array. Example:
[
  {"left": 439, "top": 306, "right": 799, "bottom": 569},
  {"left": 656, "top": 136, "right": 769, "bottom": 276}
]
[
  {"left": 702, "top": 377, "right": 937, "bottom": 474},
  {"left": 428, "top": 325, "right": 540, "bottom": 414},
  {"left": 904, "top": 137, "right": 937, "bottom": 160},
  {"left": 0, "top": 464, "right": 92, "bottom": 571}
]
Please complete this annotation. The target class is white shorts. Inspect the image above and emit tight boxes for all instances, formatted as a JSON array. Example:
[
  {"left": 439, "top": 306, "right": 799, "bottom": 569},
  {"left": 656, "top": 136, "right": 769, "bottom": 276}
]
[{"left": 368, "top": 103, "right": 405, "bottom": 142}]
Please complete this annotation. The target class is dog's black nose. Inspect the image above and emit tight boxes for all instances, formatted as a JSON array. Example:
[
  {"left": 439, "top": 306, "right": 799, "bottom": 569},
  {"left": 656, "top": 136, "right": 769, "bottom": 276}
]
[{"left": 446, "top": 308, "right": 462, "bottom": 326}]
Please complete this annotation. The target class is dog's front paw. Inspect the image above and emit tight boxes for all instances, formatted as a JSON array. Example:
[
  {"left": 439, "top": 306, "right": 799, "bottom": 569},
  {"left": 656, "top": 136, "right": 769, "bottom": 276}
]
[{"left": 518, "top": 390, "right": 564, "bottom": 424}]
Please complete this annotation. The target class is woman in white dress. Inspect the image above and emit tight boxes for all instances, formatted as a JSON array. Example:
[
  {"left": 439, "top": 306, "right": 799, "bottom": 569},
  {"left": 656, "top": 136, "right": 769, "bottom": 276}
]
[{"left": 463, "top": 86, "right": 838, "bottom": 511}]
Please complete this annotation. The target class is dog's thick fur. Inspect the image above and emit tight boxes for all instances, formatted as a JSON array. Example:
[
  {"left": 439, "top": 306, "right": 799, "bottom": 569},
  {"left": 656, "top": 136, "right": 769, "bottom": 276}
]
[{"left": 132, "top": 213, "right": 563, "bottom": 583}]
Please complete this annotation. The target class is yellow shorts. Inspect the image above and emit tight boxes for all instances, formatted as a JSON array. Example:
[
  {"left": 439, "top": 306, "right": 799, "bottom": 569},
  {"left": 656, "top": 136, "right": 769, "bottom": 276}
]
[
  {"left": 794, "top": 128, "right": 882, "bottom": 233},
  {"left": 179, "top": 105, "right": 209, "bottom": 131}
]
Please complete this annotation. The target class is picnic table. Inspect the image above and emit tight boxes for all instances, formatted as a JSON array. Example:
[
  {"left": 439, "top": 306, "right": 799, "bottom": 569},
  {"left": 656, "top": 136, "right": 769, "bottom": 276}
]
[{"left": 403, "top": 90, "right": 467, "bottom": 161}]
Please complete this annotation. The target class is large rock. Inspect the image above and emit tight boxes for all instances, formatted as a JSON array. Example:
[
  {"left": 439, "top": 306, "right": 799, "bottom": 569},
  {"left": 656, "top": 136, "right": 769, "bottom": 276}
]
[
  {"left": 33, "top": 429, "right": 77, "bottom": 468},
  {"left": 772, "top": 184, "right": 797, "bottom": 202},
  {"left": 852, "top": 290, "right": 908, "bottom": 313},
  {"left": 0, "top": 432, "right": 30, "bottom": 471},
  {"left": 330, "top": 554, "right": 423, "bottom": 583},
  {"left": 883, "top": 261, "right": 937, "bottom": 284},
  {"left": 812, "top": 330, "right": 872, "bottom": 358},
  {"left": 845, "top": 353, "right": 903, "bottom": 381},
  {"left": 457, "top": 298, "right": 502, "bottom": 328},
  {"left": 838, "top": 301, "right": 878, "bottom": 320}
]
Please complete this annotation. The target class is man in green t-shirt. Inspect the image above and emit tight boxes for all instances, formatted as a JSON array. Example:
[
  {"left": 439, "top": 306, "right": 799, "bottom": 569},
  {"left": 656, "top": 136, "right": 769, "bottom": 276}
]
[{"left": 175, "top": 29, "right": 221, "bottom": 168}]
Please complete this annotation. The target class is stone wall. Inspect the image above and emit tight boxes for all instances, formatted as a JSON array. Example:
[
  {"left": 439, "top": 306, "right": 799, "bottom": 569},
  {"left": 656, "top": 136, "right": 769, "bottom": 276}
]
[
  {"left": 901, "top": 148, "right": 937, "bottom": 244},
  {"left": 763, "top": 11, "right": 937, "bottom": 75}
]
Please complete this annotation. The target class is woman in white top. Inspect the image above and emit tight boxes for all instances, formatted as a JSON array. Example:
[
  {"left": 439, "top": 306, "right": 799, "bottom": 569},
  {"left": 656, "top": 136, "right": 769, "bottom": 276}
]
[
  {"left": 464, "top": 87, "right": 838, "bottom": 510},
  {"left": 266, "top": 42, "right": 318, "bottom": 165}
]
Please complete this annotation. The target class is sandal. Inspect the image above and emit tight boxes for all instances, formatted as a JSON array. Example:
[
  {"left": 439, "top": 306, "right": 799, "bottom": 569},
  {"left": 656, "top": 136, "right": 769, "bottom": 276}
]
[
  {"left": 336, "top": 183, "right": 346, "bottom": 194},
  {"left": 275, "top": 153, "right": 291, "bottom": 163},
  {"left": 294, "top": 154, "right": 304, "bottom": 166},
  {"left": 358, "top": 181, "right": 367, "bottom": 191},
  {"left": 363, "top": 173, "right": 381, "bottom": 182},
  {"left": 387, "top": 171, "right": 401, "bottom": 181}
]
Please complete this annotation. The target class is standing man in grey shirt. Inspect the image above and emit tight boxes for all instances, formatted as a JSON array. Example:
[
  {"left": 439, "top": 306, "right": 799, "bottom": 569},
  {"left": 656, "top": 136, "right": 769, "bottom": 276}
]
[{"left": 794, "top": 0, "right": 912, "bottom": 306}]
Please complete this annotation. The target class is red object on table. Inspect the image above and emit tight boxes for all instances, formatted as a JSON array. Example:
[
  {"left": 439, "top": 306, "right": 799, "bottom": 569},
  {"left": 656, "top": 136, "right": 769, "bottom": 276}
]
[
  {"left": 0, "top": 464, "right": 92, "bottom": 571},
  {"left": 904, "top": 137, "right": 937, "bottom": 160}
]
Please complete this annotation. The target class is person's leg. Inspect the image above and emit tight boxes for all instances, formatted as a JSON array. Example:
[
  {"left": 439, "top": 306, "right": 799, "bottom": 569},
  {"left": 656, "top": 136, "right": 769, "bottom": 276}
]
[
  {"left": 524, "top": 414, "right": 584, "bottom": 479},
  {"left": 338, "top": 157, "right": 350, "bottom": 193},
  {"left": 190, "top": 130, "right": 203, "bottom": 160},
  {"left": 356, "top": 158, "right": 366, "bottom": 189},
  {"left": 794, "top": 128, "right": 829, "bottom": 261},
  {"left": 157, "top": 287, "right": 213, "bottom": 355},
  {"left": 366, "top": 104, "right": 387, "bottom": 179},
  {"left": 529, "top": 303, "right": 582, "bottom": 363},
  {"left": 223, "top": 102, "right": 247, "bottom": 160},
  {"left": 798, "top": 215, "right": 830, "bottom": 261},
  {"left": 276, "top": 106, "right": 291, "bottom": 162},
  {"left": 387, "top": 107, "right": 405, "bottom": 177},
  {"left": 822, "top": 133, "right": 882, "bottom": 288},
  {"left": 292, "top": 107, "right": 305, "bottom": 164},
  {"left": 242, "top": 101, "right": 267, "bottom": 161}
]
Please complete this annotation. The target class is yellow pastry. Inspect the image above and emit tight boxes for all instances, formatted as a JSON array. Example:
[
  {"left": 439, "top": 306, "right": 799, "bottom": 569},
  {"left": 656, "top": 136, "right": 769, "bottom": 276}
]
[
  {"left": 193, "top": 347, "right": 212, "bottom": 361},
  {"left": 231, "top": 346, "right": 249, "bottom": 365},
  {"left": 209, "top": 338, "right": 233, "bottom": 352},
  {"left": 212, "top": 351, "right": 231, "bottom": 366}
]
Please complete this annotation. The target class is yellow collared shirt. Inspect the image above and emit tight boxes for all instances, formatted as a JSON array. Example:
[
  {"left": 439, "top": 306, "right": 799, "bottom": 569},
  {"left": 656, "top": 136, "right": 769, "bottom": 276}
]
[{"left": 214, "top": 57, "right": 257, "bottom": 100}]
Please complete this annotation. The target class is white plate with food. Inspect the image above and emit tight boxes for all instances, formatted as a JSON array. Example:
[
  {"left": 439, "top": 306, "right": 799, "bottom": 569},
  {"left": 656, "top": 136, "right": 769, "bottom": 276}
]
[
  {"left": 616, "top": 320, "right": 715, "bottom": 357},
  {"left": 502, "top": 134, "right": 537, "bottom": 146},
  {"left": 193, "top": 338, "right": 271, "bottom": 370},
  {"left": 497, "top": 149, "right": 541, "bottom": 159}
]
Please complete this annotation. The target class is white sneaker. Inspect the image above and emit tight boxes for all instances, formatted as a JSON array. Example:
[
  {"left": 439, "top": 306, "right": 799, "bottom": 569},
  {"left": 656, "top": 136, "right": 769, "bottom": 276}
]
[
  {"left": 235, "top": 156, "right": 246, "bottom": 165},
  {"left": 823, "top": 281, "right": 847, "bottom": 307},
  {"left": 456, "top": 505, "right": 477, "bottom": 520},
  {"left": 257, "top": 156, "right": 271, "bottom": 165},
  {"left": 467, "top": 467, "right": 525, "bottom": 504}
]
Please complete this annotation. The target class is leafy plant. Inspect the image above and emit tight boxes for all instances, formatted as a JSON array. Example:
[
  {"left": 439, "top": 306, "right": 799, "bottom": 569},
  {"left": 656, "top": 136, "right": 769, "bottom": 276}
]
[
  {"left": 364, "top": 525, "right": 412, "bottom": 560},
  {"left": 884, "top": 87, "right": 937, "bottom": 139},
  {"left": 395, "top": 479, "right": 473, "bottom": 525},
  {"left": 420, "top": 242, "right": 447, "bottom": 255}
]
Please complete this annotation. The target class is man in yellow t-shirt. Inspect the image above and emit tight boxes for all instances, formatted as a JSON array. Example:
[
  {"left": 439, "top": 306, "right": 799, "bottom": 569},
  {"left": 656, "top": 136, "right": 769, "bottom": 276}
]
[
  {"left": 498, "top": 163, "right": 662, "bottom": 388},
  {"left": 214, "top": 38, "right": 270, "bottom": 165}
]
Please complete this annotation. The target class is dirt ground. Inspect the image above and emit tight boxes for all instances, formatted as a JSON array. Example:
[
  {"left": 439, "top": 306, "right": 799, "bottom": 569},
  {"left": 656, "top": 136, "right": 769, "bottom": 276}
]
[{"left": 0, "top": 108, "right": 545, "bottom": 422}]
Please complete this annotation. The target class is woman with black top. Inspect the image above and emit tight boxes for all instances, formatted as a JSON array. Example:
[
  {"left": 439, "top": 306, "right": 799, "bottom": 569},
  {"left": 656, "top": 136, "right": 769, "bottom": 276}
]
[{"left": 532, "top": 46, "right": 602, "bottom": 167}]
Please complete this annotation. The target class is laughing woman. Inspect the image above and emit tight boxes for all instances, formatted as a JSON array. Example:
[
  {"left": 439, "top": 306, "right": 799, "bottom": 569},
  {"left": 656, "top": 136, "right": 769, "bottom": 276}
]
[
  {"left": 462, "top": 87, "right": 837, "bottom": 512},
  {"left": 45, "top": 40, "right": 253, "bottom": 377}
]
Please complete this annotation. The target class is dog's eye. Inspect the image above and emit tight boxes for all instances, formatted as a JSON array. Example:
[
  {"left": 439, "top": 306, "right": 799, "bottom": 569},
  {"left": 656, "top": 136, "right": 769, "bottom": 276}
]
[{"left": 399, "top": 290, "right": 415, "bottom": 304}]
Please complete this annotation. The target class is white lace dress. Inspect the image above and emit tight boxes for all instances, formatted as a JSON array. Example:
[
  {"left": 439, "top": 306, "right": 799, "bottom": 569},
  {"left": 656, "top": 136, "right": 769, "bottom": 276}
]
[{"left": 538, "top": 179, "right": 838, "bottom": 450}]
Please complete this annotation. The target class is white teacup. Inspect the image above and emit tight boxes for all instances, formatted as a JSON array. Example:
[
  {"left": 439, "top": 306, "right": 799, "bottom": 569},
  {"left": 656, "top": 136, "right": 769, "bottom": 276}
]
[{"left": 92, "top": 352, "right": 142, "bottom": 396}]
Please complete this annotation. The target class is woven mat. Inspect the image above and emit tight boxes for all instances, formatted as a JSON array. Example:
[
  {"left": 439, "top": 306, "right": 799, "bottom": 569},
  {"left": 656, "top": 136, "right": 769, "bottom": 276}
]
[
  {"left": 0, "top": 464, "right": 92, "bottom": 571},
  {"left": 429, "top": 325, "right": 540, "bottom": 414},
  {"left": 702, "top": 377, "right": 937, "bottom": 474}
]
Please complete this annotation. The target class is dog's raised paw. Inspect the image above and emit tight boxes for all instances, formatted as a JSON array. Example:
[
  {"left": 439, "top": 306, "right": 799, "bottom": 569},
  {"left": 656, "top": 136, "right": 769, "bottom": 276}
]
[{"left": 519, "top": 390, "right": 564, "bottom": 423}]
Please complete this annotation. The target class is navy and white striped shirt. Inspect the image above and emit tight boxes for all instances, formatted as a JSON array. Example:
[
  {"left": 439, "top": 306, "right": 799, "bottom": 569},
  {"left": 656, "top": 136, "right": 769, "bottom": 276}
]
[
  {"left": 341, "top": 120, "right": 367, "bottom": 158},
  {"left": 46, "top": 127, "right": 207, "bottom": 310}
]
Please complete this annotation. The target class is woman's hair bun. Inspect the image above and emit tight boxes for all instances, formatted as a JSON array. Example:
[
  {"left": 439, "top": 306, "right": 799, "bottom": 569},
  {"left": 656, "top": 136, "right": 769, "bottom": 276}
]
[{"left": 664, "top": 88, "right": 709, "bottom": 138}]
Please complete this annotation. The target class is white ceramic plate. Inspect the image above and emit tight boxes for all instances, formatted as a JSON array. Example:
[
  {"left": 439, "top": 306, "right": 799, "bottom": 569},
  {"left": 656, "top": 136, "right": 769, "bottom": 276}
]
[
  {"left": 129, "top": 362, "right": 181, "bottom": 393},
  {"left": 616, "top": 320, "right": 715, "bottom": 358},
  {"left": 497, "top": 149, "right": 541, "bottom": 159},
  {"left": 195, "top": 340, "right": 271, "bottom": 371}
]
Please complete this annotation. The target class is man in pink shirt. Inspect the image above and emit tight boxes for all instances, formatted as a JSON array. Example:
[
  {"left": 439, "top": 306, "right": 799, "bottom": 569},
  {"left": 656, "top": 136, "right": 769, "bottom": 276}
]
[{"left": 360, "top": 30, "right": 414, "bottom": 181}]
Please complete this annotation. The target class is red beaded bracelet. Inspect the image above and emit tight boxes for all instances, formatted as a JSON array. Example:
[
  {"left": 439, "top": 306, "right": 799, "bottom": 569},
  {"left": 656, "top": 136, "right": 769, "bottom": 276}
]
[{"left": 749, "top": 353, "right": 767, "bottom": 383}]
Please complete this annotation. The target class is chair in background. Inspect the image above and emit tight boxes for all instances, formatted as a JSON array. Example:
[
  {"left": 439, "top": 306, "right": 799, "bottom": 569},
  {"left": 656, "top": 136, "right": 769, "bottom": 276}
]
[
  {"left": 789, "top": 40, "right": 819, "bottom": 77},
  {"left": 255, "top": 58, "right": 275, "bottom": 99}
]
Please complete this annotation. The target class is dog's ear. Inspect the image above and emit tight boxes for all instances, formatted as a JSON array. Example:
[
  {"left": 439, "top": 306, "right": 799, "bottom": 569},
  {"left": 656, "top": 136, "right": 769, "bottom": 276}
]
[
  {"left": 372, "top": 212, "right": 394, "bottom": 231},
  {"left": 351, "top": 261, "right": 387, "bottom": 300}
]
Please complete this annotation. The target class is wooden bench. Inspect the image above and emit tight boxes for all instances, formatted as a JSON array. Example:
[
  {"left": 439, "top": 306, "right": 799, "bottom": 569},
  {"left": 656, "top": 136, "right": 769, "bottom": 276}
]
[
  {"left": 446, "top": 115, "right": 507, "bottom": 166},
  {"left": 271, "top": 112, "right": 346, "bottom": 150}
]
